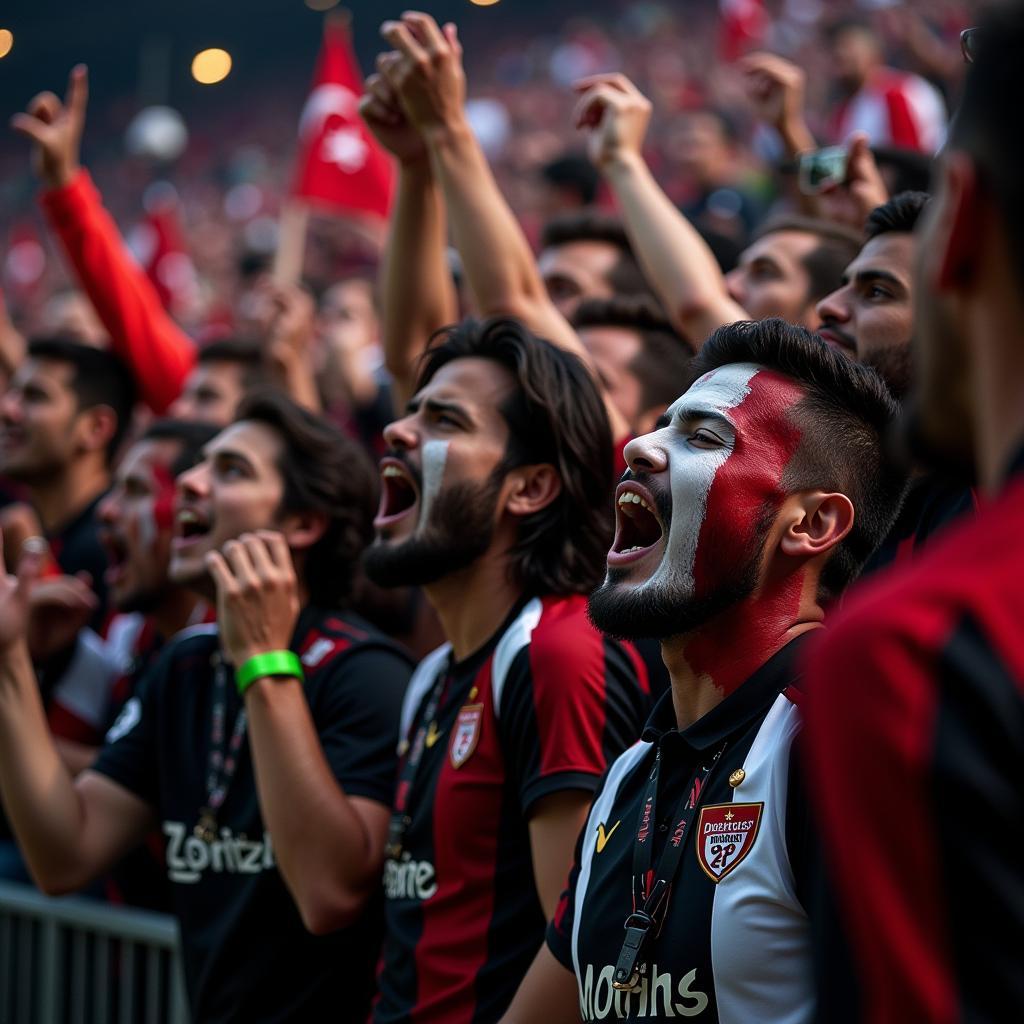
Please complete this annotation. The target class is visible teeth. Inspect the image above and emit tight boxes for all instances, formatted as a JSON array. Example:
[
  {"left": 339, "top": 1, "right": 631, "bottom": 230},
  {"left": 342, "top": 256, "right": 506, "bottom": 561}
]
[
  {"left": 617, "top": 492, "right": 651, "bottom": 511},
  {"left": 620, "top": 545, "right": 645, "bottom": 554},
  {"left": 382, "top": 466, "right": 403, "bottom": 478},
  {"left": 178, "top": 510, "right": 199, "bottom": 524}
]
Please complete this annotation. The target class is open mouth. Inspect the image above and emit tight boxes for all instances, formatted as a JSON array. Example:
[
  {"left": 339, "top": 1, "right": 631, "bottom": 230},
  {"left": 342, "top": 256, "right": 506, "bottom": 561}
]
[
  {"left": 374, "top": 459, "right": 420, "bottom": 529},
  {"left": 172, "top": 507, "right": 212, "bottom": 550},
  {"left": 608, "top": 484, "right": 665, "bottom": 566},
  {"left": 100, "top": 531, "right": 129, "bottom": 585}
]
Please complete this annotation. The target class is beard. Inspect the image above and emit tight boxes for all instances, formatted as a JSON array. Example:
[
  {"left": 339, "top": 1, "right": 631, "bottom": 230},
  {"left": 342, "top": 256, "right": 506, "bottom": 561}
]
[
  {"left": 587, "top": 519, "right": 768, "bottom": 642},
  {"left": 363, "top": 469, "right": 504, "bottom": 588},
  {"left": 861, "top": 343, "right": 912, "bottom": 402}
]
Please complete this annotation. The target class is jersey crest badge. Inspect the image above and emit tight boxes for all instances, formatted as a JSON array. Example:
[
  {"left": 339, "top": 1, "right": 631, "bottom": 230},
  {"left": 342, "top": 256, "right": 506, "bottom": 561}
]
[
  {"left": 695, "top": 802, "right": 763, "bottom": 882},
  {"left": 450, "top": 704, "right": 483, "bottom": 768}
]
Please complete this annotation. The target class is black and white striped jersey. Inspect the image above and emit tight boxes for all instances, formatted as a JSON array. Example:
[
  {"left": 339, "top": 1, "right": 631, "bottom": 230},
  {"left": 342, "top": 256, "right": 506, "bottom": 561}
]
[{"left": 547, "top": 639, "right": 816, "bottom": 1023}]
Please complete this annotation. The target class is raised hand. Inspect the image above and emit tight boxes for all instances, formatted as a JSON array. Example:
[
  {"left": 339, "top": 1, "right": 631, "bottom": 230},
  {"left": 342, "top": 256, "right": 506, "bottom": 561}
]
[
  {"left": 10, "top": 65, "right": 89, "bottom": 189},
  {"left": 27, "top": 573, "right": 97, "bottom": 663},
  {"left": 0, "top": 533, "right": 47, "bottom": 656},
  {"left": 359, "top": 72, "right": 427, "bottom": 165},
  {"left": 205, "top": 532, "right": 300, "bottom": 669},
  {"left": 377, "top": 12, "right": 465, "bottom": 139},
  {"left": 571, "top": 73, "right": 652, "bottom": 171},
  {"left": 740, "top": 52, "right": 815, "bottom": 156},
  {"left": 815, "top": 134, "right": 889, "bottom": 231}
]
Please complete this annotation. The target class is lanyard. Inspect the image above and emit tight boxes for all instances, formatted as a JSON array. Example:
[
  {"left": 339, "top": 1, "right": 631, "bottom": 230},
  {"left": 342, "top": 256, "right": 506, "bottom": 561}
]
[
  {"left": 194, "top": 655, "right": 248, "bottom": 843},
  {"left": 385, "top": 657, "right": 451, "bottom": 860},
  {"left": 612, "top": 741, "right": 727, "bottom": 991}
]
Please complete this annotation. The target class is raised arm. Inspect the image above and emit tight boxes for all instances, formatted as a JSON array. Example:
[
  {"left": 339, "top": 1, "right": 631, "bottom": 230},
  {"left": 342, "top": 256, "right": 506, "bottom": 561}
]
[
  {"left": 0, "top": 538, "right": 153, "bottom": 894},
  {"left": 573, "top": 74, "right": 748, "bottom": 348},
  {"left": 377, "top": 13, "right": 629, "bottom": 440},
  {"left": 360, "top": 70, "right": 457, "bottom": 411},
  {"left": 739, "top": 52, "right": 816, "bottom": 160},
  {"left": 11, "top": 66, "right": 195, "bottom": 414}
]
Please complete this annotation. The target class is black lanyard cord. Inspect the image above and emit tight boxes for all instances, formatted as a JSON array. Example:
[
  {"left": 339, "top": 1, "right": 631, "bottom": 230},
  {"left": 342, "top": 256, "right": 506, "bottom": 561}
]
[{"left": 612, "top": 741, "right": 727, "bottom": 991}]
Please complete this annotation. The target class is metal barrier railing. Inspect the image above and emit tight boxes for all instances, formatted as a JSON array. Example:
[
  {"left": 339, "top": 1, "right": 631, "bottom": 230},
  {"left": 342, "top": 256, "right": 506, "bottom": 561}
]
[{"left": 0, "top": 881, "right": 188, "bottom": 1024}]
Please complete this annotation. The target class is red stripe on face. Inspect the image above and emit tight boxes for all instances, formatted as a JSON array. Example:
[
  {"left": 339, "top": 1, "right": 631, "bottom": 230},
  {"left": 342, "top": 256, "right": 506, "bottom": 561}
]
[
  {"left": 686, "top": 370, "right": 807, "bottom": 692},
  {"left": 151, "top": 462, "right": 177, "bottom": 533},
  {"left": 691, "top": 370, "right": 804, "bottom": 595}
]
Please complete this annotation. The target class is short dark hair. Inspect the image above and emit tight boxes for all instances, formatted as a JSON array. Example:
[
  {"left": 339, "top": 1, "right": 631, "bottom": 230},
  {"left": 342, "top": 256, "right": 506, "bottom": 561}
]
[
  {"left": 27, "top": 336, "right": 136, "bottom": 460},
  {"left": 572, "top": 295, "right": 693, "bottom": 413},
  {"left": 233, "top": 390, "right": 377, "bottom": 606},
  {"left": 540, "top": 153, "right": 601, "bottom": 207},
  {"left": 864, "top": 191, "right": 931, "bottom": 240},
  {"left": 416, "top": 317, "right": 613, "bottom": 596},
  {"left": 824, "top": 15, "right": 877, "bottom": 45},
  {"left": 141, "top": 419, "right": 220, "bottom": 478},
  {"left": 949, "top": 3, "right": 1024, "bottom": 289},
  {"left": 197, "top": 336, "right": 269, "bottom": 390},
  {"left": 539, "top": 212, "right": 652, "bottom": 297},
  {"left": 688, "top": 319, "right": 906, "bottom": 601},
  {"left": 753, "top": 216, "right": 862, "bottom": 301}
]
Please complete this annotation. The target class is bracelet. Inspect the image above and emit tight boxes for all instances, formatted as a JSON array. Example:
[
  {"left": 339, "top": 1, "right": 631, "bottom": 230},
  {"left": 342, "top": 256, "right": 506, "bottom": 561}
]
[{"left": 235, "top": 650, "right": 304, "bottom": 696}]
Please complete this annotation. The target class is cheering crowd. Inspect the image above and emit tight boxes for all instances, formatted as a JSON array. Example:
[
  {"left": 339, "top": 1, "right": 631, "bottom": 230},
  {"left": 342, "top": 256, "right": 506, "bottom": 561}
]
[{"left": 0, "top": 1, "right": 1018, "bottom": 1021}]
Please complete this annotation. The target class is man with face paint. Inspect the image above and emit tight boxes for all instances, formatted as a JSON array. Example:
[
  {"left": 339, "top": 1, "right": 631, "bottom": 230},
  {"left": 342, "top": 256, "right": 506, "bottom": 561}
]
[
  {"left": 815, "top": 192, "right": 976, "bottom": 572},
  {"left": 363, "top": 317, "right": 650, "bottom": 1024},
  {"left": 804, "top": 9, "right": 1024, "bottom": 1019},
  {"left": 0, "top": 391, "right": 412, "bottom": 1021},
  {"left": 503, "top": 318, "right": 906, "bottom": 1024}
]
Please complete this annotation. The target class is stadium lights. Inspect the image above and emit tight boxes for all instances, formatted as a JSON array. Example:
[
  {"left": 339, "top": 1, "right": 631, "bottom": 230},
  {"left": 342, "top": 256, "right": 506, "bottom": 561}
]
[
  {"left": 191, "top": 48, "right": 232, "bottom": 85},
  {"left": 0, "top": 29, "right": 13, "bottom": 59},
  {"left": 469, "top": 0, "right": 501, "bottom": 5}
]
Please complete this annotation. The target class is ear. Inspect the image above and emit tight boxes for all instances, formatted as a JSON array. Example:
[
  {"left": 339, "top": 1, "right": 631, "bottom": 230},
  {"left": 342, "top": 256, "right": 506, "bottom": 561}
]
[
  {"left": 778, "top": 491, "right": 855, "bottom": 560},
  {"left": 73, "top": 404, "right": 118, "bottom": 456},
  {"left": 276, "top": 510, "right": 329, "bottom": 552},
  {"left": 931, "top": 152, "right": 983, "bottom": 293},
  {"left": 503, "top": 463, "right": 562, "bottom": 518}
]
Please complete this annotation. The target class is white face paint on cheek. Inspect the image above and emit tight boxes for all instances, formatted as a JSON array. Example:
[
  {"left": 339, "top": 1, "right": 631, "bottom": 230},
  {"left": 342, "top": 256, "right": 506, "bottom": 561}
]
[
  {"left": 137, "top": 503, "right": 158, "bottom": 554},
  {"left": 643, "top": 363, "right": 762, "bottom": 594},
  {"left": 418, "top": 440, "right": 450, "bottom": 528}
]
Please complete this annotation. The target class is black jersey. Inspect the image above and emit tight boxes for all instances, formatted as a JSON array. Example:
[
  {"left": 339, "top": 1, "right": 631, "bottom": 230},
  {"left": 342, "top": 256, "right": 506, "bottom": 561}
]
[{"left": 94, "top": 607, "right": 412, "bottom": 1023}]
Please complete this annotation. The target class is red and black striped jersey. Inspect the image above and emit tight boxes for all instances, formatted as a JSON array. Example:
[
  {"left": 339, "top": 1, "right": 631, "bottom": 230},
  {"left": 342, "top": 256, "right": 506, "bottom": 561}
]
[
  {"left": 803, "top": 449, "right": 1024, "bottom": 1023},
  {"left": 373, "top": 594, "right": 650, "bottom": 1024}
]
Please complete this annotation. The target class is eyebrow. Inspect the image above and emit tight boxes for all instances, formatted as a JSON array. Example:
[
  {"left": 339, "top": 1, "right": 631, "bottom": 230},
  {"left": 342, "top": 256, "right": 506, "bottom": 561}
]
[
  {"left": 204, "top": 446, "right": 257, "bottom": 472},
  {"left": 849, "top": 268, "right": 907, "bottom": 292},
  {"left": 406, "top": 397, "right": 474, "bottom": 424},
  {"left": 661, "top": 406, "right": 735, "bottom": 431}
]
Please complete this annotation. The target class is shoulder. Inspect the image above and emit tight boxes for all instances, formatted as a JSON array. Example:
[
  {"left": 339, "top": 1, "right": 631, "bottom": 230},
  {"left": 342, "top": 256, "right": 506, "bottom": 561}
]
[
  {"left": 296, "top": 608, "right": 414, "bottom": 675},
  {"left": 163, "top": 622, "right": 220, "bottom": 663},
  {"left": 519, "top": 594, "right": 606, "bottom": 670}
]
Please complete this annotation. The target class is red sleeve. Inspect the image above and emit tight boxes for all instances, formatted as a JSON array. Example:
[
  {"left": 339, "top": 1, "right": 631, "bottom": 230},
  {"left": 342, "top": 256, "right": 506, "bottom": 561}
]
[
  {"left": 39, "top": 170, "right": 196, "bottom": 413},
  {"left": 802, "top": 605, "right": 958, "bottom": 1023}
]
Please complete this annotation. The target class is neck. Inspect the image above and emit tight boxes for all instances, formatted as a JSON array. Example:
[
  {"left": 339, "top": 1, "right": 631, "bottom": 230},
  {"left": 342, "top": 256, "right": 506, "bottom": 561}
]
[
  {"left": 424, "top": 553, "right": 523, "bottom": 662},
  {"left": 30, "top": 461, "right": 109, "bottom": 534},
  {"left": 661, "top": 567, "right": 822, "bottom": 730},
  {"left": 150, "top": 588, "right": 207, "bottom": 642}
]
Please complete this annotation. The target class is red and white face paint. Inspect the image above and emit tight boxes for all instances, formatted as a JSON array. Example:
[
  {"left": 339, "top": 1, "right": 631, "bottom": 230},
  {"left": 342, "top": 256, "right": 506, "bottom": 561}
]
[{"left": 613, "top": 363, "right": 804, "bottom": 599}]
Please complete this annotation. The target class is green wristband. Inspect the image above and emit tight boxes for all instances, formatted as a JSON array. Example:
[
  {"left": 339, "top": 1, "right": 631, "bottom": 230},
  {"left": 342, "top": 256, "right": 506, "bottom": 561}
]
[{"left": 235, "top": 650, "right": 304, "bottom": 696}]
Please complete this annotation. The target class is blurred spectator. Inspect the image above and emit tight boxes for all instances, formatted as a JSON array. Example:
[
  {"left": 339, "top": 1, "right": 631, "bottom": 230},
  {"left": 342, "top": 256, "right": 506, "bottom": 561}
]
[
  {"left": 168, "top": 337, "right": 269, "bottom": 426},
  {"left": 824, "top": 15, "right": 947, "bottom": 153},
  {"left": 536, "top": 151, "right": 601, "bottom": 220}
]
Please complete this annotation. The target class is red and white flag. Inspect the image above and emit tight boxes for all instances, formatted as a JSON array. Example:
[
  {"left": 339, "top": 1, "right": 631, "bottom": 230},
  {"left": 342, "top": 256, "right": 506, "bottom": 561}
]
[
  {"left": 720, "top": 0, "right": 768, "bottom": 61},
  {"left": 291, "top": 17, "right": 394, "bottom": 221},
  {"left": 128, "top": 182, "right": 199, "bottom": 318}
]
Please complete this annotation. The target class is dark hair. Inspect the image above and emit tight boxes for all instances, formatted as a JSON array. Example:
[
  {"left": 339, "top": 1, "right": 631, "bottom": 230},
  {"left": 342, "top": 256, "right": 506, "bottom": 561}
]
[
  {"left": 141, "top": 419, "right": 220, "bottom": 478},
  {"left": 753, "top": 215, "right": 862, "bottom": 302},
  {"left": 416, "top": 317, "right": 613, "bottom": 596},
  {"left": 949, "top": 4, "right": 1024, "bottom": 289},
  {"left": 540, "top": 153, "right": 601, "bottom": 207},
  {"left": 824, "top": 15, "right": 877, "bottom": 45},
  {"left": 27, "top": 336, "right": 136, "bottom": 461},
  {"left": 539, "top": 212, "right": 652, "bottom": 297},
  {"left": 233, "top": 390, "right": 377, "bottom": 606},
  {"left": 197, "top": 336, "right": 269, "bottom": 390},
  {"left": 688, "top": 319, "right": 906, "bottom": 600},
  {"left": 864, "top": 191, "right": 931, "bottom": 240},
  {"left": 572, "top": 295, "right": 694, "bottom": 413}
]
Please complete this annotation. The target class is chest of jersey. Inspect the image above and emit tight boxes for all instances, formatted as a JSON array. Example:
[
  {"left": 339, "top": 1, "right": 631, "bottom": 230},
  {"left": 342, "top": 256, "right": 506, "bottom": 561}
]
[{"left": 571, "top": 697, "right": 811, "bottom": 1023}]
